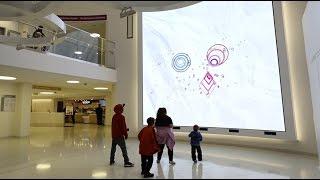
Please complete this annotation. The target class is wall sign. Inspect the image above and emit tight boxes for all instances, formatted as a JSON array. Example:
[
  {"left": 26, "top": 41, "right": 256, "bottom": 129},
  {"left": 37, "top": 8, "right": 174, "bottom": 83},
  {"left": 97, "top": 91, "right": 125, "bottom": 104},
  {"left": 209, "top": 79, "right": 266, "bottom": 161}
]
[
  {"left": 82, "top": 100, "right": 91, "bottom": 105},
  {"left": 58, "top": 15, "right": 107, "bottom": 21},
  {"left": 0, "top": 95, "right": 16, "bottom": 112},
  {"left": 127, "top": 15, "right": 133, "bottom": 39}
]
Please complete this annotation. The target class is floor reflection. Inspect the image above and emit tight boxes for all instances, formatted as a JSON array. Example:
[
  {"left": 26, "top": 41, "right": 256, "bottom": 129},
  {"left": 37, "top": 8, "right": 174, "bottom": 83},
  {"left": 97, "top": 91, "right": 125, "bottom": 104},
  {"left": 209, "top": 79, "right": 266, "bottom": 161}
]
[
  {"left": 0, "top": 124, "right": 319, "bottom": 179},
  {"left": 192, "top": 163, "right": 203, "bottom": 179}
]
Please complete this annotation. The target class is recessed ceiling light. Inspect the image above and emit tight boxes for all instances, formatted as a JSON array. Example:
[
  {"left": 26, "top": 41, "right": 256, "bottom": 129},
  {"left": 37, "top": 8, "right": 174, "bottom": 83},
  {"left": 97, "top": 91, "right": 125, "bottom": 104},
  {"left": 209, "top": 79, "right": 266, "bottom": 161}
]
[
  {"left": 67, "top": 80, "right": 80, "bottom": 84},
  {"left": 90, "top": 33, "right": 100, "bottom": 38},
  {"left": 94, "top": 87, "right": 108, "bottom": 90},
  {"left": 0, "top": 76, "right": 16, "bottom": 80},
  {"left": 36, "top": 163, "right": 51, "bottom": 170},
  {"left": 74, "top": 51, "right": 82, "bottom": 55},
  {"left": 40, "top": 92, "right": 55, "bottom": 95},
  {"left": 92, "top": 171, "right": 107, "bottom": 178}
]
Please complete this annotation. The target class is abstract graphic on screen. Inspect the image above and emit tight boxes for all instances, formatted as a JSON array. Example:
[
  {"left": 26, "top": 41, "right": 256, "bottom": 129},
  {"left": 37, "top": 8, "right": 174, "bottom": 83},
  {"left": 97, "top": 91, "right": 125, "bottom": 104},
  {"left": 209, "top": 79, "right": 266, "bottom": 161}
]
[
  {"left": 207, "top": 44, "right": 229, "bottom": 67},
  {"left": 199, "top": 44, "right": 229, "bottom": 95},
  {"left": 143, "top": 1, "right": 285, "bottom": 131},
  {"left": 172, "top": 53, "right": 191, "bottom": 72}
]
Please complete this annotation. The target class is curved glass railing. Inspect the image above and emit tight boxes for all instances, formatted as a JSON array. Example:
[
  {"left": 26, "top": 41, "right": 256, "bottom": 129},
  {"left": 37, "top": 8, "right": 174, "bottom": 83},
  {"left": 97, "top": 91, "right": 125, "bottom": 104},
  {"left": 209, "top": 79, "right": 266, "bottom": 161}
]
[
  {"left": 50, "top": 24, "right": 116, "bottom": 69},
  {"left": 0, "top": 20, "right": 116, "bottom": 69}
]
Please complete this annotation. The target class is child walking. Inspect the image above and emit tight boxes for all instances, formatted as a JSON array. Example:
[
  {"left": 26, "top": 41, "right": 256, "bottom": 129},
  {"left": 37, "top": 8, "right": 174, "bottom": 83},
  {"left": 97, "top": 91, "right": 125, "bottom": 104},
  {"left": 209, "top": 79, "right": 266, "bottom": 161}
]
[
  {"left": 138, "top": 117, "right": 160, "bottom": 178},
  {"left": 109, "top": 104, "right": 134, "bottom": 167},
  {"left": 188, "top": 125, "right": 203, "bottom": 163}
]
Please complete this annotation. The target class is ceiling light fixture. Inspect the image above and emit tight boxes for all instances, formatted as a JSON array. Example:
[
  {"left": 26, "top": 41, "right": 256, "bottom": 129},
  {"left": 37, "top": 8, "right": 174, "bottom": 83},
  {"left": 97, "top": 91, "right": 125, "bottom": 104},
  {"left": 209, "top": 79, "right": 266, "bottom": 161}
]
[
  {"left": 74, "top": 51, "right": 82, "bottom": 55},
  {"left": 92, "top": 171, "right": 107, "bottom": 178},
  {"left": 90, "top": 33, "right": 100, "bottom": 38},
  {"left": 40, "top": 92, "right": 55, "bottom": 95},
  {"left": 36, "top": 163, "right": 51, "bottom": 170},
  {"left": 94, "top": 87, "right": 108, "bottom": 90},
  {"left": 0, "top": 76, "right": 16, "bottom": 80},
  {"left": 67, "top": 80, "right": 80, "bottom": 84}
]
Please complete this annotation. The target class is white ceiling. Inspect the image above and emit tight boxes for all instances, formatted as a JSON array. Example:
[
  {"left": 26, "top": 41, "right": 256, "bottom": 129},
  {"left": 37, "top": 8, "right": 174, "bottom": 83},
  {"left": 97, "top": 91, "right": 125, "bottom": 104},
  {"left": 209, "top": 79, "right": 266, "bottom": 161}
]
[
  {"left": 0, "top": 65, "right": 113, "bottom": 98},
  {"left": 0, "top": 1, "right": 200, "bottom": 20},
  {"left": 0, "top": 1, "right": 61, "bottom": 20},
  {"left": 105, "top": 1, "right": 185, "bottom": 8},
  {"left": 59, "top": 1, "right": 200, "bottom": 13},
  {"left": 100, "top": 1, "right": 200, "bottom": 11}
]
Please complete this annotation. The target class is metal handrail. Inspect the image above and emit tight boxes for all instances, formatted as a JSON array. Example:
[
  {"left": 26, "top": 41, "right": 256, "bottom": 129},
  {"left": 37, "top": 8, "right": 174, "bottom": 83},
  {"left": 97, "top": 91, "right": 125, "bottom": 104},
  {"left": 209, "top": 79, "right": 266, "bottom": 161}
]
[{"left": 18, "top": 20, "right": 116, "bottom": 46}]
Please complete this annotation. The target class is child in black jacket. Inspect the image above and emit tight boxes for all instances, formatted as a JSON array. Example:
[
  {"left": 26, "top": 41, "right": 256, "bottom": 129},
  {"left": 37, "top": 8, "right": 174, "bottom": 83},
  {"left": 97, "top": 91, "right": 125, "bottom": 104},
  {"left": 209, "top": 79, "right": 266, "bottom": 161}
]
[{"left": 188, "top": 125, "right": 203, "bottom": 163}]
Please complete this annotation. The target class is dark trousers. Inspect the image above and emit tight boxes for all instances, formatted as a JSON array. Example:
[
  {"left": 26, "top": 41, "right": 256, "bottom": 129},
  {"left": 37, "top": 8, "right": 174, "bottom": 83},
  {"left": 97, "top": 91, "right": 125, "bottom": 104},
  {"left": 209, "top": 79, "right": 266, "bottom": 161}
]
[
  {"left": 191, "top": 145, "right": 202, "bottom": 161},
  {"left": 110, "top": 137, "right": 129, "bottom": 163},
  {"left": 141, "top": 155, "right": 153, "bottom": 174},
  {"left": 97, "top": 116, "right": 102, "bottom": 125},
  {"left": 157, "top": 144, "right": 173, "bottom": 161}
]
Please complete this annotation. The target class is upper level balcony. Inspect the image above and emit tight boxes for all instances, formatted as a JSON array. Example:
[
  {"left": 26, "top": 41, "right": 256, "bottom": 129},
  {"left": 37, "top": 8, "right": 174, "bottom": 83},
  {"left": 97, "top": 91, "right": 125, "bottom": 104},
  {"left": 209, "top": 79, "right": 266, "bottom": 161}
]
[
  {"left": 0, "top": 19, "right": 116, "bottom": 68},
  {"left": 0, "top": 20, "right": 117, "bottom": 83}
]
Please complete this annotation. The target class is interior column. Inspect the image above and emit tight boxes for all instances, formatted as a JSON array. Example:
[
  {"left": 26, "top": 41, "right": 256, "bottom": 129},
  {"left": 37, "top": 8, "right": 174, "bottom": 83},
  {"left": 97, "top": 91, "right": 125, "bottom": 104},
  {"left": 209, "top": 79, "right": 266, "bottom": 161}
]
[{"left": 15, "top": 83, "right": 32, "bottom": 137}]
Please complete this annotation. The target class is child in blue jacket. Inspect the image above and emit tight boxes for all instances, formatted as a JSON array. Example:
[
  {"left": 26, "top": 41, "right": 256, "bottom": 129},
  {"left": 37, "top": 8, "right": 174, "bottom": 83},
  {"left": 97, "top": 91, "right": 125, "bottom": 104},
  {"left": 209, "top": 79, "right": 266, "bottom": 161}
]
[{"left": 188, "top": 125, "right": 203, "bottom": 163}]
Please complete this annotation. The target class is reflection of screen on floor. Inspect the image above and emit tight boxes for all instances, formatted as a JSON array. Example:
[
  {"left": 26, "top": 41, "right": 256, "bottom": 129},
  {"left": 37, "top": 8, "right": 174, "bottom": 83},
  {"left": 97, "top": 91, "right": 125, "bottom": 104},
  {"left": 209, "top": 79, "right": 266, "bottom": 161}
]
[{"left": 142, "top": 1, "right": 285, "bottom": 131}]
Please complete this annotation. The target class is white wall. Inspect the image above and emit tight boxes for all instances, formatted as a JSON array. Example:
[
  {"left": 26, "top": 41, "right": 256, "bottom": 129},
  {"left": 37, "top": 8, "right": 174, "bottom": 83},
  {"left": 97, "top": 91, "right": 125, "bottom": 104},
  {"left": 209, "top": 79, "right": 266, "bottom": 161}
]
[
  {"left": 0, "top": 21, "right": 35, "bottom": 38},
  {"left": 0, "top": 21, "right": 18, "bottom": 35},
  {"left": 0, "top": 81, "right": 32, "bottom": 138},
  {"left": 109, "top": 1, "right": 319, "bottom": 155},
  {"left": 302, "top": 1, "right": 320, "bottom": 158},
  {"left": 107, "top": 9, "right": 138, "bottom": 136},
  {"left": 32, "top": 99, "right": 55, "bottom": 112},
  {"left": 280, "top": 1, "right": 317, "bottom": 154},
  {"left": 31, "top": 112, "right": 64, "bottom": 127},
  {"left": 16, "top": 83, "right": 32, "bottom": 137},
  {"left": 0, "top": 81, "right": 17, "bottom": 137},
  {"left": 104, "top": 91, "right": 113, "bottom": 126}
]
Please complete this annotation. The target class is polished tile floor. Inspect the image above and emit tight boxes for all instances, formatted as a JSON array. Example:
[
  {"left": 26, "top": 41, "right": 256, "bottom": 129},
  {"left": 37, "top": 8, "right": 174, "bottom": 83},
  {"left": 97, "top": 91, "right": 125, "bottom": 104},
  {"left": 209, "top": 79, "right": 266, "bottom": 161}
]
[{"left": 0, "top": 124, "right": 319, "bottom": 179}]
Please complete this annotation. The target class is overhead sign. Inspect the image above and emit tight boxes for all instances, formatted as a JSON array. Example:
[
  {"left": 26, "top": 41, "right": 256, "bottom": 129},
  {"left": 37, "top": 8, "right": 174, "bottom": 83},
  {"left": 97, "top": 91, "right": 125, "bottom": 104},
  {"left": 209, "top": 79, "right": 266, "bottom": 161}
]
[
  {"left": 32, "top": 85, "right": 61, "bottom": 91},
  {"left": 82, "top": 100, "right": 91, "bottom": 105},
  {"left": 58, "top": 15, "right": 107, "bottom": 21}
]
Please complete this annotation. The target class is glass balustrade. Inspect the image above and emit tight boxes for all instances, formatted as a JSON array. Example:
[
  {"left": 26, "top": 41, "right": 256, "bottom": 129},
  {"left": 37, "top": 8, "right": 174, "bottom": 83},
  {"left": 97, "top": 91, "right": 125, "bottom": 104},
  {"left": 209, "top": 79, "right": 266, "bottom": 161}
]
[{"left": 0, "top": 20, "right": 116, "bottom": 69}]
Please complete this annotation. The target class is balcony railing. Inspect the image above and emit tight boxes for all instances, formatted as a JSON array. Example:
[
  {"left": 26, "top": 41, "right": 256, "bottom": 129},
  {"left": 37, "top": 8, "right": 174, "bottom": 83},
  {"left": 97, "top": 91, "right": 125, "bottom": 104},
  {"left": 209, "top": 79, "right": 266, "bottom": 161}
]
[{"left": 0, "top": 20, "right": 116, "bottom": 69}]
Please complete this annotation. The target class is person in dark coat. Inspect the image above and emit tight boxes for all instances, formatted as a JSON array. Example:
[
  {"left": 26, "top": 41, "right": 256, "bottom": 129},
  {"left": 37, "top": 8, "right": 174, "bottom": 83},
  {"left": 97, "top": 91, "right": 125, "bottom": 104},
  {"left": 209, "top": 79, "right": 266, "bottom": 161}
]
[
  {"left": 95, "top": 104, "right": 103, "bottom": 125},
  {"left": 188, "top": 125, "right": 203, "bottom": 163}
]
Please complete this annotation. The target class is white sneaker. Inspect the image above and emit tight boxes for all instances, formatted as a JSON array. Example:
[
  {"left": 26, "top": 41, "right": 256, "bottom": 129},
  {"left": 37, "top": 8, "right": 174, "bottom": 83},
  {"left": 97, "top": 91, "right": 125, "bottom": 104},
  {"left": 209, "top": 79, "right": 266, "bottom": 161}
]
[{"left": 169, "top": 161, "right": 176, "bottom": 165}]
